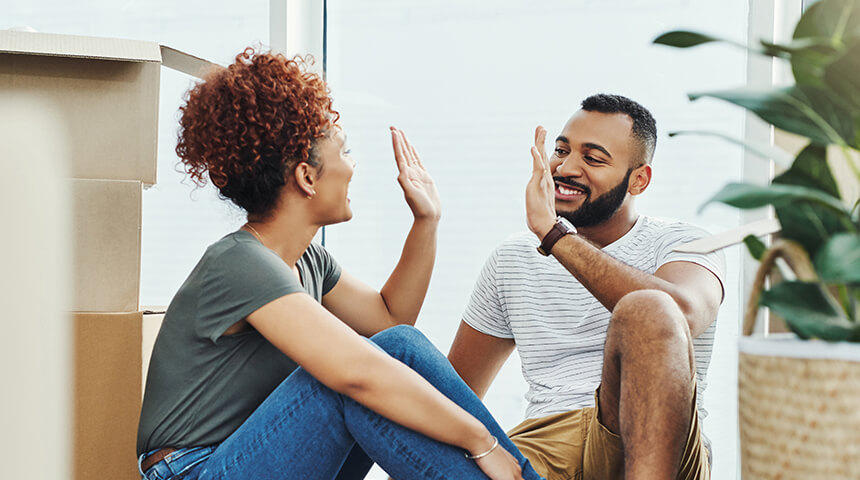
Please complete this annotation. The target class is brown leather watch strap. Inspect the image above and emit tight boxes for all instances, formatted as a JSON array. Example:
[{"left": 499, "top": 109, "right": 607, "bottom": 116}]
[{"left": 537, "top": 217, "right": 576, "bottom": 256}]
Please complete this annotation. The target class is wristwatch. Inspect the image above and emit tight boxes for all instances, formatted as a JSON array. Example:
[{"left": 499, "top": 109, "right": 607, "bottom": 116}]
[{"left": 537, "top": 216, "right": 577, "bottom": 256}]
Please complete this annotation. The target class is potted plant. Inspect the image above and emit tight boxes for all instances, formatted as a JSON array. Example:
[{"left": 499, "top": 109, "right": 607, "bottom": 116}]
[{"left": 654, "top": 0, "right": 860, "bottom": 478}]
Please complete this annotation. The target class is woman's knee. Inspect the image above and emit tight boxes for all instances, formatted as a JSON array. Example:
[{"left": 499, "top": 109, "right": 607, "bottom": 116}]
[
  {"left": 369, "top": 324, "right": 428, "bottom": 350},
  {"left": 369, "top": 324, "right": 446, "bottom": 368}
]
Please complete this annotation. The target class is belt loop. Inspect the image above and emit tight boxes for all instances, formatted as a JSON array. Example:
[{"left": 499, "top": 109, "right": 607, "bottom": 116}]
[{"left": 137, "top": 451, "right": 149, "bottom": 476}]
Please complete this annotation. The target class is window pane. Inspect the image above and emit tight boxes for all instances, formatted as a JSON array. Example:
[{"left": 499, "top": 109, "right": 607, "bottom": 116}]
[{"left": 326, "top": 1, "right": 747, "bottom": 477}]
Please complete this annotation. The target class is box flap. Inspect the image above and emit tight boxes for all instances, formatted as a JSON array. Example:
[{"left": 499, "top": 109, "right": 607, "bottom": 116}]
[
  {"left": 160, "top": 45, "right": 222, "bottom": 79},
  {"left": 0, "top": 30, "right": 161, "bottom": 63},
  {"left": 673, "top": 217, "right": 781, "bottom": 254}
]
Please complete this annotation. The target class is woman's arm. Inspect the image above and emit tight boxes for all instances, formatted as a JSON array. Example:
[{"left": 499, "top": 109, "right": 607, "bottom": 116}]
[
  {"left": 248, "top": 292, "right": 489, "bottom": 456},
  {"left": 323, "top": 128, "right": 441, "bottom": 335}
]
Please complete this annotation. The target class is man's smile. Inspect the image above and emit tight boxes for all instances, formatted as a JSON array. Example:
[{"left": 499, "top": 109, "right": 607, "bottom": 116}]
[{"left": 554, "top": 177, "right": 590, "bottom": 202}]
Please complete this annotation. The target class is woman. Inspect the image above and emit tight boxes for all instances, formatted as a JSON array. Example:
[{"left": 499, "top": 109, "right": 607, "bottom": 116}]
[{"left": 136, "top": 48, "right": 543, "bottom": 480}]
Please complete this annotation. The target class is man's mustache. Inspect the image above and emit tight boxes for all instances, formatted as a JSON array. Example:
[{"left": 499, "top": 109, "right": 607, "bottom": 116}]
[{"left": 552, "top": 176, "right": 591, "bottom": 196}]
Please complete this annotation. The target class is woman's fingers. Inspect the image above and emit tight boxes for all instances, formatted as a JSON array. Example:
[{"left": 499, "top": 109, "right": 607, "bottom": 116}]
[
  {"left": 397, "top": 129, "right": 412, "bottom": 165},
  {"left": 400, "top": 129, "right": 423, "bottom": 168},
  {"left": 474, "top": 447, "right": 526, "bottom": 480},
  {"left": 394, "top": 127, "right": 422, "bottom": 168},
  {"left": 390, "top": 126, "right": 410, "bottom": 171},
  {"left": 390, "top": 128, "right": 405, "bottom": 170}
]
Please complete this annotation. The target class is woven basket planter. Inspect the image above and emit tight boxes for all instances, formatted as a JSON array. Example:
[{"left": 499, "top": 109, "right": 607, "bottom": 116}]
[
  {"left": 739, "top": 241, "right": 860, "bottom": 479},
  {"left": 739, "top": 335, "right": 860, "bottom": 479}
]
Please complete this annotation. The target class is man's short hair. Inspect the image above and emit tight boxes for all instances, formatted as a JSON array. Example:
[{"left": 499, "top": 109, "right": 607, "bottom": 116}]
[{"left": 581, "top": 94, "right": 657, "bottom": 166}]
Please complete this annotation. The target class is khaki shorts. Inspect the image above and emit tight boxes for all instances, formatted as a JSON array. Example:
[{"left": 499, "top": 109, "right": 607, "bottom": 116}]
[{"left": 508, "top": 382, "right": 709, "bottom": 480}]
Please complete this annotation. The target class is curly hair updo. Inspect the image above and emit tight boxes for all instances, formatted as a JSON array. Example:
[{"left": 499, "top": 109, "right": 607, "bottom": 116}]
[{"left": 176, "top": 47, "right": 338, "bottom": 217}]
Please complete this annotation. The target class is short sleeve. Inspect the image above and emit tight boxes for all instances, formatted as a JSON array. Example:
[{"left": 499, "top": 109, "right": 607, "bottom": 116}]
[
  {"left": 654, "top": 224, "right": 727, "bottom": 300},
  {"left": 307, "top": 242, "right": 342, "bottom": 296},
  {"left": 197, "top": 241, "right": 305, "bottom": 342},
  {"left": 462, "top": 248, "right": 513, "bottom": 339}
]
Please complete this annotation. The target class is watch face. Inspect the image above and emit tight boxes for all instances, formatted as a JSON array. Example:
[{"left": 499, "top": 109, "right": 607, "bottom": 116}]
[{"left": 557, "top": 216, "right": 575, "bottom": 233}]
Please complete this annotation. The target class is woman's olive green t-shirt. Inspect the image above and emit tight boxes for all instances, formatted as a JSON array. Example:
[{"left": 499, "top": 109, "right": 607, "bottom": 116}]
[{"left": 137, "top": 230, "right": 341, "bottom": 455}]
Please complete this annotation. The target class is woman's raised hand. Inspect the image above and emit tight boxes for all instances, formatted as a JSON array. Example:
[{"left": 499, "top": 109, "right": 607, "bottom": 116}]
[{"left": 390, "top": 127, "right": 441, "bottom": 221}]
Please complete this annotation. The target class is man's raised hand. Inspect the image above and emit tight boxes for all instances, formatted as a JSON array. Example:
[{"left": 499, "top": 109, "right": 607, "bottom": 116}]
[{"left": 526, "top": 125, "right": 557, "bottom": 238}]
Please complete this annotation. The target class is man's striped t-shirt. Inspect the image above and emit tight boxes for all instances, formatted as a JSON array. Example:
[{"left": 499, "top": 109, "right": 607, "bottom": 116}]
[{"left": 463, "top": 215, "right": 726, "bottom": 424}]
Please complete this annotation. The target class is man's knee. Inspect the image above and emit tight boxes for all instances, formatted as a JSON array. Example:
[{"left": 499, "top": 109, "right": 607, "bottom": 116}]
[{"left": 610, "top": 290, "right": 689, "bottom": 343}]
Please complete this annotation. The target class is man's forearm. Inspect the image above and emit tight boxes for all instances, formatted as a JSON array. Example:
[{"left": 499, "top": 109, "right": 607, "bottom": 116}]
[
  {"left": 548, "top": 233, "right": 704, "bottom": 330},
  {"left": 379, "top": 217, "right": 439, "bottom": 325}
]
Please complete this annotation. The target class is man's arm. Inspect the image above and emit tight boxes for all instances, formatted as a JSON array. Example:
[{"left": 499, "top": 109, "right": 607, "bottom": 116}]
[
  {"left": 544, "top": 235, "right": 722, "bottom": 337},
  {"left": 448, "top": 321, "right": 516, "bottom": 399}
]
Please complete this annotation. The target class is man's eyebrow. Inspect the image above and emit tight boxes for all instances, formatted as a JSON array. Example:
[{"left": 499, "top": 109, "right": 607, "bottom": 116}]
[
  {"left": 556, "top": 136, "right": 612, "bottom": 159},
  {"left": 583, "top": 142, "right": 612, "bottom": 159}
]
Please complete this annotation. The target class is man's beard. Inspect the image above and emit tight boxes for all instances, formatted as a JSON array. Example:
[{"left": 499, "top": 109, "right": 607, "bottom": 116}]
[{"left": 556, "top": 168, "right": 632, "bottom": 228}]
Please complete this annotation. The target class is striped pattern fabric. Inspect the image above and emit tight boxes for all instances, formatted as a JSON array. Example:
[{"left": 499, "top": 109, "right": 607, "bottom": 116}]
[{"left": 463, "top": 215, "right": 726, "bottom": 424}]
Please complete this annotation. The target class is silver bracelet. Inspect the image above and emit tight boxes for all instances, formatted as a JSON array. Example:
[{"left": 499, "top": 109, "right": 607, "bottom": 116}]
[{"left": 464, "top": 436, "right": 499, "bottom": 460}]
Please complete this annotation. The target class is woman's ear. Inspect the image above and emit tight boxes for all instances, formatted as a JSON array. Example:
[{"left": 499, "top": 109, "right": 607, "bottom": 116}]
[
  {"left": 628, "top": 164, "right": 651, "bottom": 196},
  {"left": 293, "top": 162, "right": 319, "bottom": 199}
]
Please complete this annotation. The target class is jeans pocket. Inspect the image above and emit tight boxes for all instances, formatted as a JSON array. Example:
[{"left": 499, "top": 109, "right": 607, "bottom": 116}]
[
  {"left": 167, "top": 446, "right": 216, "bottom": 480},
  {"left": 142, "top": 469, "right": 164, "bottom": 480},
  {"left": 173, "top": 453, "right": 212, "bottom": 479}
]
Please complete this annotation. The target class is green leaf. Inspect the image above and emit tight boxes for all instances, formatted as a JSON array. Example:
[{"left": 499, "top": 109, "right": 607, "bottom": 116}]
[
  {"left": 653, "top": 30, "right": 832, "bottom": 62},
  {"left": 688, "top": 85, "right": 856, "bottom": 148},
  {"left": 760, "top": 37, "right": 836, "bottom": 57},
  {"left": 702, "top": 182, "right": 851, "bottom": 216},
  {"left": 774, "top": 202, "right": 850, "bottom": 256},
  {"left": 743, "top": 234, "right": 767, "bottom": 260},
  {"left": 823, "top": 41, "right": 860, "bottom": 110},
  {"left": 704, "top": 182, "right": 853, "bottom": 256},
  {"left": 815, "top": 233, "right": 860, "bottom": 283},
  {"left": 760, "top": 281, "right": 860, "bottom": 341},
  {"left": 668, "top": 130, "right": 794, "bottom": 167},
  {"left": 773, "top": 144, "right": 841, "bottom": 198},
  {"left": 794, "top": 0, "right": 860, "bottom": 44},
  {"left": 771, "top": 144, "right": 850, "bottom": 255},
  {"left": 653, "top": 31, "right": 727, "bottom": 48},
  {"left": 793, "top": 0, "right": 860, "bottom": 85},
  {"left": 759, "top": 38, "right": 839, "bottom": 87}
]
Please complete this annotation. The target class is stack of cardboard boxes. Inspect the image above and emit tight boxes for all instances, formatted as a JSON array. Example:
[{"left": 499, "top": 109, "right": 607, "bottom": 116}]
[{"left": 0, "top": 30, "right": 216, "bottom": 479}]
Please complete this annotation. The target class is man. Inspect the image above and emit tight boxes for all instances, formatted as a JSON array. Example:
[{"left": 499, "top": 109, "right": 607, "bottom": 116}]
[{"left": 448, "top": 94, "right": 725, "bottom": 480}]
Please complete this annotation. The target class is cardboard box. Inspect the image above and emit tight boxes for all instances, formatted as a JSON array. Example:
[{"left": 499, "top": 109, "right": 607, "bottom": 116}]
[
  {"left": 0, "top": 30, "right": 220, "bottom": 184},
  {"left": 73, "top": 311, "right": 142, "bottom": 480},
  {"left": 141, "top": 308, "right": 167, "bottom": 392},
  {"left": 72, "top": 178, "right": 141, "bottom": 312}
]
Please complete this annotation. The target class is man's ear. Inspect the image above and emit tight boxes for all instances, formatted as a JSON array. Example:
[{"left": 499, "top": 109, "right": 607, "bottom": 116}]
[
  {"left": 628, "top": 164, "right": 651, "bottom": 196},
  {"left": 293, "top": 161, "right": 319, "bottom": 198}
]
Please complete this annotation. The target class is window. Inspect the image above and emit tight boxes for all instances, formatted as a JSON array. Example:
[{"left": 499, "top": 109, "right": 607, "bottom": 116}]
[{"left": 324, "top": 1, "right": 752, "bottom": 476}]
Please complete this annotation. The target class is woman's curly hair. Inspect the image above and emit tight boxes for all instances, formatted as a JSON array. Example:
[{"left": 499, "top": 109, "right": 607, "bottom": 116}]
[{"left": 176, "top": 47, "right": 338, "bottom": 216}]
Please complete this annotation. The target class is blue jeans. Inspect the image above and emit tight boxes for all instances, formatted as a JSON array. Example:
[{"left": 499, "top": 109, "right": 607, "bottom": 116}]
[{"left": 138, "top": 325, "right": 543, "bottom": 479}]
